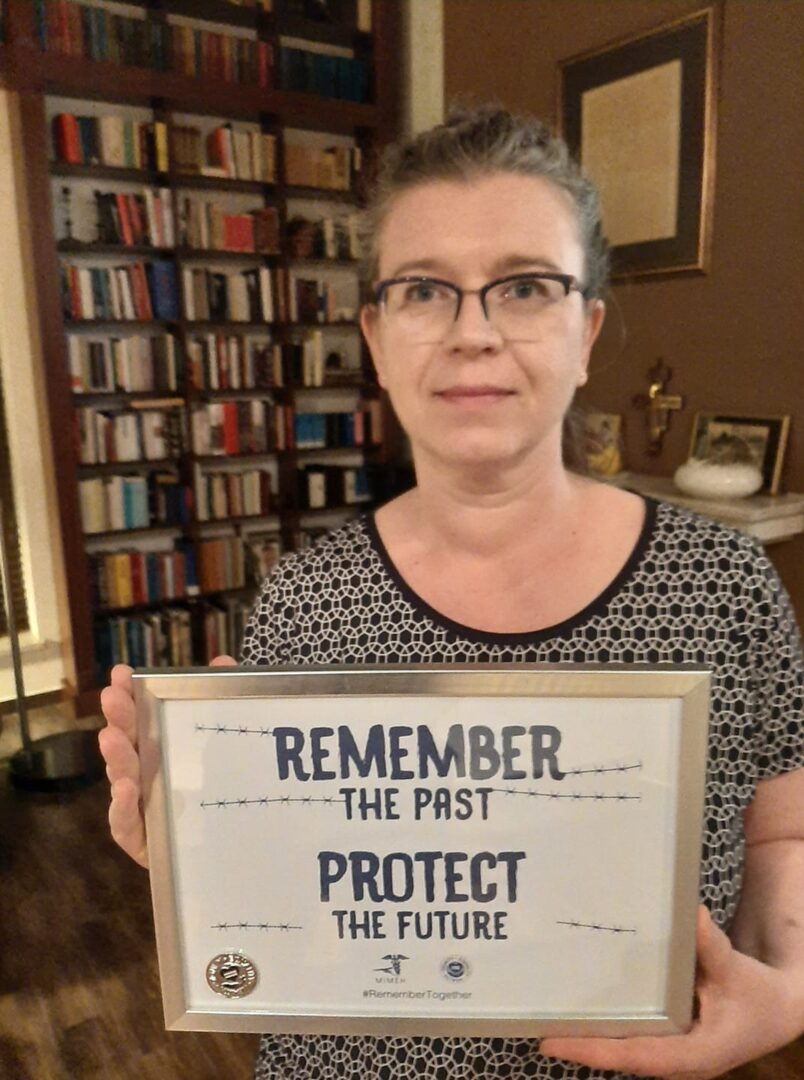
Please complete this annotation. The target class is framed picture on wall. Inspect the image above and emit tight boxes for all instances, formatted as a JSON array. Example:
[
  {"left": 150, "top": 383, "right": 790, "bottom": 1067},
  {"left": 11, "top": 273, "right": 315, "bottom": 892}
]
[
  {"left": 582, "top": 412, "right": 625, "bottom": 478},
  {"left": 558, "top": 7, "right": 720, "bottom": 280},
  {"left": 688, "top": 413, "right": 791, "bottom": 494}
]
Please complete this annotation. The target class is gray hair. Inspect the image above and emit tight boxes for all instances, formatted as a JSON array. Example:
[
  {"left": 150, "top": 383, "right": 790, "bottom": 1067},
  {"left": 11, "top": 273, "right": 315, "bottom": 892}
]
[{"left": 360, "top": 103, "right": 609, "bottom": 298}]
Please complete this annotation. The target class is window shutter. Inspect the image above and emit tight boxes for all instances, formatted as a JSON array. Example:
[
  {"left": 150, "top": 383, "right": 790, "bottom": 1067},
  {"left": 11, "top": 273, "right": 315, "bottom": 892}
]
[{"left": 0, "top": 358, "right": 30, "bottom": 636}]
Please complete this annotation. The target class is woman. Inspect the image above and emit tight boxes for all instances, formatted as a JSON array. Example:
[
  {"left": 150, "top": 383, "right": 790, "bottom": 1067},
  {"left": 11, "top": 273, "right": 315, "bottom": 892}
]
[{"left": 100, "top": 106, "right": 803, "bottom": 1080}]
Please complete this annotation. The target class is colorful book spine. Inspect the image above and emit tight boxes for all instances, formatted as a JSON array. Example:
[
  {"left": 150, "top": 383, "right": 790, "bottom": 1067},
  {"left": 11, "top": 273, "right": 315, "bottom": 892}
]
[{"left": 61, "top": 261, "right": 178, "bottom": 322}]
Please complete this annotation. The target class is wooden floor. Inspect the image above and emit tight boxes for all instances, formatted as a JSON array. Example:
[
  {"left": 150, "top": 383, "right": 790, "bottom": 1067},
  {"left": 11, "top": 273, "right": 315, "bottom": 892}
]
[{"left": 0, "top": 753, "right": 801, "bottom": 1080}]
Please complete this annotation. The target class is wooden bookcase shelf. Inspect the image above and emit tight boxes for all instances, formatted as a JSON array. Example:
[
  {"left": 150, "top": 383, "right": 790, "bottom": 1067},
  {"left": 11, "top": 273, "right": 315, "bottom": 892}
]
[
  {"left": 159, "top": 0, "right": 266, "bottom": 30},
  {"left": 59, "top": 241, "right": 175, "bottom": 257},
  {"left": 50, "top": 162, "right": 165, "bottom": 183},
  {"left": 77, "top": 459, "right": 183, "bottom": 474},
  {"left": 65, "top": 319, "right": 177, "bottom": 330},
  {"left": 85, "top": 523, "right": 185, "bottom": 541},
  {"left": 175, "top": 249, "right": 281, "bottom": 262},
  {"left": 199, "top": 513, "right": 280, "bottom": 527},
  {"left": 171, "top": 175, "right": 275, "bottom": 195},
  {"left": 74, "top": 391, "right": 183, "bottom": 404},
  {"left": 285, "top": 185, "right": 359, "bottom": 203},
  {"left": 1, "top": 0, "right": 401, "bottom": 710}
]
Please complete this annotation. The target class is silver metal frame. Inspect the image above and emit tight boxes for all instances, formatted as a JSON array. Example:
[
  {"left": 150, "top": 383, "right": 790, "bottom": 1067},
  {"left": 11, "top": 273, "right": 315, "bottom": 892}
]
[{"left": 134, "top": 663, "right": 710, "bottom": 1037}]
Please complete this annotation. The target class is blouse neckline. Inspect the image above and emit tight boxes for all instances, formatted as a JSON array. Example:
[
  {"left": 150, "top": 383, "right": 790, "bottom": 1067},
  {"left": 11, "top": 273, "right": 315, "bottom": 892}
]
[{"left": 363, "top": 495, "right": 658, "bottom": 645}]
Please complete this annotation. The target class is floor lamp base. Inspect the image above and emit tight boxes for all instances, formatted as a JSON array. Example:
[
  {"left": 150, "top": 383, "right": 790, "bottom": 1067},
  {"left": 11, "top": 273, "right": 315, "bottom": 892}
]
[{"left": 9, "top": 729, "right": 105, "bottom": 792}]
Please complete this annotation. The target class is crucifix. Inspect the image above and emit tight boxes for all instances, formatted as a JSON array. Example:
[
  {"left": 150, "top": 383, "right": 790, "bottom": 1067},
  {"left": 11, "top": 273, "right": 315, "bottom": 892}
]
[{"left": 632, "top": 358, "right": 684, "bottom": 456}]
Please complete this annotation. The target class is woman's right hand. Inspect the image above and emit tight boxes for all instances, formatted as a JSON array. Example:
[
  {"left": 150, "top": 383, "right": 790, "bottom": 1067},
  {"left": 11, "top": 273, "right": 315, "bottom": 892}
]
[{"left": 98, "top": 656, "right": 237, "bottom": 869}]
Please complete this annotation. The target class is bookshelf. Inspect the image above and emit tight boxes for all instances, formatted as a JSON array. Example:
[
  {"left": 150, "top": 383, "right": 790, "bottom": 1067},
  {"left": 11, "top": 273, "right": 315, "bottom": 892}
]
[{"left": 0, "top": 0, "right": 401, "bottom": 712}]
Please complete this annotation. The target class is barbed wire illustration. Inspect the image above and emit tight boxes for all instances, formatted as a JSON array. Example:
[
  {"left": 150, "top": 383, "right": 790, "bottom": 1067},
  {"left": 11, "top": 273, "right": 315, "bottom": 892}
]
[
  {"left": 211, "top": 922, "right": 303, "bottom": 932},
  {"left": 200, "top": 795, "right": 346, "bottom": 808},
  {"left": 487, "top": 786, "right": 641, "bottom": 802},
  {"left": 564, "top": 762, "right": 642, "bottom": 776},
  {"left": 196, "top": 724, "right": 275, "bottom": 736},
  {"left": 557, "top": 920, "right": 637, "bottom": 934}
]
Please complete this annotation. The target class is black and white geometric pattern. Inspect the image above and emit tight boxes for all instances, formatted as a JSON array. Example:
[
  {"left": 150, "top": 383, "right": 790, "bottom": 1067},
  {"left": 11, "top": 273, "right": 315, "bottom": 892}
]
[{"left": 242, "top": 498, "right": 803, "bottom": 1080}]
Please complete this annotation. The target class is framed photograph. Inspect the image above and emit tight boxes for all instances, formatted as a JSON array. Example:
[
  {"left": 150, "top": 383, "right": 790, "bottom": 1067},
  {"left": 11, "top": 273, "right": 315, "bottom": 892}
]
[
  {"left": 689, "top": 413, "right": 791, "bottom": 494},
  {"left": 582, "top": 411, "right": 625, "bottom": 478},
  {"left": 134, "top": 663, "right": 710, "bottom": 1037},
  {"left": 558, "top": 7, "right": 719, "bottom": 279}
]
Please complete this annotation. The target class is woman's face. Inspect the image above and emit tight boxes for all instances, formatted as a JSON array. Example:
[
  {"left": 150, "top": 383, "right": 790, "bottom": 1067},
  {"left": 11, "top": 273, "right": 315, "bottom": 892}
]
[{"left": 361, "top": 172, "right": 605, "bottom": 477}]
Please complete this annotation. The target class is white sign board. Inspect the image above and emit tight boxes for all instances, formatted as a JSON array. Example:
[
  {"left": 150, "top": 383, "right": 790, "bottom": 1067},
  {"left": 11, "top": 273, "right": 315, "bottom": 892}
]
[{"left": 134, "top": 664, "right": 710, "bottom": 1037}]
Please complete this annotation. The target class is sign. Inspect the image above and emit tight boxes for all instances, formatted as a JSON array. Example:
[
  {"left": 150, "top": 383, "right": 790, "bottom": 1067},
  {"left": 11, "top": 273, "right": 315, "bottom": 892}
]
[{"left": 134, "top": 664, "right": 710, "bottom": 1037}]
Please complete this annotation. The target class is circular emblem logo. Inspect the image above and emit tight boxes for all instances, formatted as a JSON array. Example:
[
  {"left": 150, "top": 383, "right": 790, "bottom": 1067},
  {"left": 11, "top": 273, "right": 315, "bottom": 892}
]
[
  {"left": 206, "top": 952, "right": 259, "bottom": 999},
  {"left": 441, "top": 956, "right": 470, "bottom": 982}
]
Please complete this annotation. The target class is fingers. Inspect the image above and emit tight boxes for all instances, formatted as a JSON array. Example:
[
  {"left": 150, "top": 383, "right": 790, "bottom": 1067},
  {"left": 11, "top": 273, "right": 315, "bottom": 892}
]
[
  {"left": 108, "top": 776, "right": 149, "bottom": 869},
  {"left": 101, "top": 656, "right": 234, "bottom": 873},
  {"left": 109, "top": 662, "right": 134, "bottom": 693},
  {"left": 98, "top": 724, "right": 141, "bottom": 786},
  {"left": 100, "top": 680, "right": 138, "bottom": 748},
  {"left": 539, "top": 1033, "right": 701, "bottom": 1078}
]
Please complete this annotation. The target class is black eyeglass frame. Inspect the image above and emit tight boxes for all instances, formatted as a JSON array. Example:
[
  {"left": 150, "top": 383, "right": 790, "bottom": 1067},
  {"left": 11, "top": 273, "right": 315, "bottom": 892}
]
[{"left": 372, "top": 271, "right": 592, "bottom": 320}]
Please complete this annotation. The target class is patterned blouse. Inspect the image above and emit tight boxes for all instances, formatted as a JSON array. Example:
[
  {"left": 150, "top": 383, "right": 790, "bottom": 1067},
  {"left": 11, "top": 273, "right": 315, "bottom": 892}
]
[{"left": 240, "top": 498, "right": 803, "bottom": 1080}]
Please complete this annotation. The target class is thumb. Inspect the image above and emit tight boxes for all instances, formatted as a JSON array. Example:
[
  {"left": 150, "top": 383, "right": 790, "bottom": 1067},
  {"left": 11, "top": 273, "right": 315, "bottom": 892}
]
[
  {"left": 210, "top": 655, "right": 238, "bottom": 667},
  {"left": 696, "top": 904, "right": 733, "bottom": 981}
]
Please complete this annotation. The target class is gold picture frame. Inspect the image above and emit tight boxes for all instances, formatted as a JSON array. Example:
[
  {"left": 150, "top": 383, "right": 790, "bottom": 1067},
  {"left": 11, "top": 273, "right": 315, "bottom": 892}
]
[{"left": 558, "top": 6, "right": 720, "bottom": 280}]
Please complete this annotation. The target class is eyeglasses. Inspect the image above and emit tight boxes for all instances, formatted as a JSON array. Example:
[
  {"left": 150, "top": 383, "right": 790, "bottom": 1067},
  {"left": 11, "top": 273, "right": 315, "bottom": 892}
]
[{"left": 372, "top": 272, "right": 590, "bottom": 343}]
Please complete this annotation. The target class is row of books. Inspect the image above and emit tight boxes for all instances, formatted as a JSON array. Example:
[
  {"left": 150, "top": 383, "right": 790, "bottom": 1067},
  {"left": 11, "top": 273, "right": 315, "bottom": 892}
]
[
  {"left": 187, "top": 333, "right": 269, "bottom": 390},
  {"left": 288, "top": 273, "right": 338, "bottom": 323},
  {"left": 192, "top": 400, "right": 378, "bottom": 456},
  {"left": 90, "top": 528, "right": 280, "bottom": 614},
  {"left": 38, "top": 2, "right": 171, "bottom": 70},
  {"left": 276, "top": 403, "right": 380, "bottom": 451},
  {"left": 76, "top": 408, "right": 185, "bottom": 465},
  {"left": 52, "top": 113, "right": 356, "bottom": 194},
  {"left": 287, "top": 213, "right": 359, "bottom": 260},
  {"left": 68, "top": 334, "right": 179, "bottom": 394},
  {"left": 284, "top": 142, "right": 361, "bottom": 191},
  {"left": 79, "top": 471, "right": 190, "bottom": 534},
  {"left": 93, "top": 188, "right": 175, "bottom": 249},
  {"left": 201, "top": 598, "right": 254, "bottom": 665},
  {"left": 194, "top": 467, "right": 275, "bottom": 522},
  {"left": 191, "top": 400, "right": 275, "bottom": 457},
  {"left": 277, "top": 46, "right": 369, "bottom": 103},
  {"left": 73, "top": 382, "right": 377, "bottom": 458},
  {"left": 52, "top": 114, "right": 168, "bottom": 171},
  {"left": 38, "top": 3, "right": 272, "bottom": 87},
  {"left": 178, "top": 198, "right": 279, "bottom": 254},
  {"left": 171, "top": 24, "right": 272, "bottom": 86},
  {"left": 95, "top": 608, "right": 194, "bottom": 673},
  {"left": 182, "top": 266, "right": 283, "bottom": 323},
  {"left": 292, "top": 409, "right": 379, "bottom": 449},
  {"left": 62, "top": 260, "right": 179, "bottom": 322},
  {"left": 187, "top": 331, "right": 334, "bottom": 390},
  {"left": 89, "top": 545, "right": 198, "bottom": 610},
  {"left": 206, "top": 125, "right": 277, "bottom": 183},
  {"left": 198, "top": 535, "right": 247, "bottom": 592},
  {"left": 172, "top": 124, "right": 277, "bottom": 183},
  {"left": 297, "top": 464, "right": 370, "bottom": 510}
]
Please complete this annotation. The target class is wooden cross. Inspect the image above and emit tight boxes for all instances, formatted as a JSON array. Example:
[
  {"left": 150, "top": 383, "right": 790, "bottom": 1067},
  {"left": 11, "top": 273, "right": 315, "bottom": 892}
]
[{"left": 632, "top": 358, "right": 684, "bottom": 456}]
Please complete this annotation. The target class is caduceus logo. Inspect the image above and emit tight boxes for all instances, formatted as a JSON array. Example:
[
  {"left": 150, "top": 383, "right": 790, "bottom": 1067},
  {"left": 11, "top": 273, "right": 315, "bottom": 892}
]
[{"left": 375, "top": 953, "right": 409, "bottom": 975}]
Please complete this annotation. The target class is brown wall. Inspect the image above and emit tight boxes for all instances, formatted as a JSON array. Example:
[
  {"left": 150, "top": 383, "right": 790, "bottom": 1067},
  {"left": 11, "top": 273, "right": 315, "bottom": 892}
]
[{"left": 443, "top": 0, "right": 803, "bottom": 614}]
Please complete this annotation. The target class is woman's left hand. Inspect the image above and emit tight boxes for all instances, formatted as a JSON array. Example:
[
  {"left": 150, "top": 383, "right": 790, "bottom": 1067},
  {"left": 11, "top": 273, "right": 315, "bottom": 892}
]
[{"left": 539, "top": 906, "right": 803, "bottom": 1080}]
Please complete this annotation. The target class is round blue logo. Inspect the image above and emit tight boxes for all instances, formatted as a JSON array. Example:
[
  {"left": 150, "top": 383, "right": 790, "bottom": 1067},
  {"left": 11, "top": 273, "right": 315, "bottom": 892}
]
[{"left": 441, "top": 957, "right": 470, "bottom": 981}]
